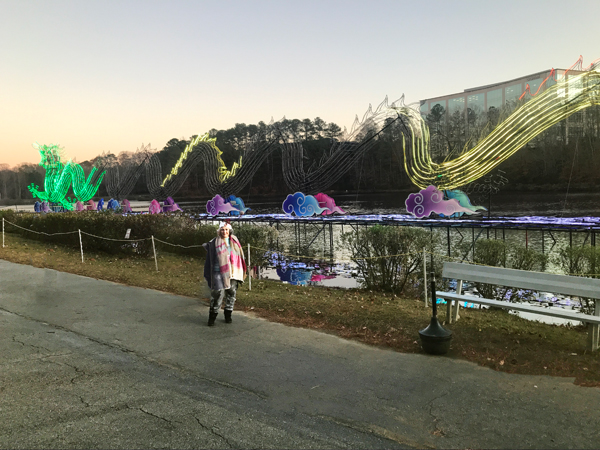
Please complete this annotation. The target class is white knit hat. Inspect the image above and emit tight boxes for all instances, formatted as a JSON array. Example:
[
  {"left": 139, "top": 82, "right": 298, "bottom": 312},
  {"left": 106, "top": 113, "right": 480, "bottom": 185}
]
[{"left": 218, "top": 221, "right": 232, "bottom": 232}]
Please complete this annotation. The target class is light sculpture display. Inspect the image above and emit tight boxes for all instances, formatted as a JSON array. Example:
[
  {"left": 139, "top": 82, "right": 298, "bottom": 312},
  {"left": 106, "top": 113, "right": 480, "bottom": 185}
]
[
  {"left": 28, "top": 143, "right": 105, "bottom": 210},
  {"left": 314, "top": 193, "right": 346, "bottom": 215},
  {"left": 405, "top": 186, "right": 477, "bottom": 219},
  {"left": 149, "top": 199, "right": 161, "bottom": 214},
  {"left": 121, "top": 199, "right": 133, "bottom": 213},
  {"left": 106, "top": 198, "right": 120, "bottom": 211},
  {"left": 146, "top": 128, "right": 281, "bottom": 199},
  {"left": 206, "top": 194, "right": 239, "bottom": 215},
  {"left": 282, "top": 192, "right": 329, "bottom": 216},
  {"left": 399, "top": 63, "right": 600, "bottom": 189},
  {"left": 142, "top": 100, "right": 406, "bottom": 198},
  {"left": 225, "top": 195, "right": 250, "bottom": 216},
  {"left": 28, "top": 59, "right": 597, "bottom": 209},
  {"left": 440, "top": 190, "right": 487, "bottom": 218},
  {"left": 162, "top": 196, "right": 182, "bottom": 212},
  {"left": 105, "top": 144, "right": 151, "bottom": 200},
  {"left": 277, "top": 97, "right": 404, "bottom": 194}
]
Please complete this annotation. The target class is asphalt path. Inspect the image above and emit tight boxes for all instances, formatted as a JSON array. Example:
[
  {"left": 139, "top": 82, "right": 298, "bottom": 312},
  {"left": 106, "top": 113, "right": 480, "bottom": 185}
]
[{"left": 1, "top": 259, "right": 599, "bottom": 449}]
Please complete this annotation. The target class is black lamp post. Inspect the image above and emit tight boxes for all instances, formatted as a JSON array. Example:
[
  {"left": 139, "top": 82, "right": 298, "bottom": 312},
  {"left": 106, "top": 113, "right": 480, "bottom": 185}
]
[{"left": 419, "top": 271, "right": 453, "bottom": 355}]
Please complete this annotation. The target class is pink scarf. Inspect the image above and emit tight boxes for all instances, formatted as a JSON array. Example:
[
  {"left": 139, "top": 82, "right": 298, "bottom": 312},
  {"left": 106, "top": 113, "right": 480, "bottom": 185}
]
[{"left": 215, "top": 235, "right": 246, "bottom": 288}]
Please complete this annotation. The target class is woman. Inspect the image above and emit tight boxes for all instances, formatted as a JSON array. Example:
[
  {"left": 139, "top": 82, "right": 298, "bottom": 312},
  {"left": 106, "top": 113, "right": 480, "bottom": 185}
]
[{"left": 202, "top": 222, "right": 246, "bottom": 326}]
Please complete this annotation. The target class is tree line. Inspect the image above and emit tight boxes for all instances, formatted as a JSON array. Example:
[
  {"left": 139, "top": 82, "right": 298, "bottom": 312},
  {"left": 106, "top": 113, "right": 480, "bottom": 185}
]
[{"left": 2, "top": 108, "right": 600, "bottom": 204}]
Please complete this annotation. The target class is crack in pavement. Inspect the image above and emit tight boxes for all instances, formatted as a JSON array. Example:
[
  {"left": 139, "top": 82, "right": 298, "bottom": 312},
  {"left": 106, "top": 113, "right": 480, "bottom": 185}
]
[
  {"left": 130, "top": 405, "right": 181, "bottom": 430},
  {"left": 426, "top": 391, "right": 450, "bottom": 438},
  {"left": 311, "top": 413, "right": 432, "bottom": 449},
  {"left": 0, "top": 351, "right": 73, "bottom": 366},
  {"left": 0, "top": 304, "right": 269, "bottom": 400},
  {"left": 193, "top": 415, "right": 234, "bottom": 448},
  {"left": 78, "top": 395, "right": 90, "bottom": 408}
]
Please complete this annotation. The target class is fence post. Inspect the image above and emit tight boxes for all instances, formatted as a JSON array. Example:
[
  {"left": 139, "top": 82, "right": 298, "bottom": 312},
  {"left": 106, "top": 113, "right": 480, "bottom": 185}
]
[
  {"left": 78, "top": 229, "right": 84, "bottom": 263},
  {"left": 2, "top": 217, "right": 4, "bottom": 248},
  {"left": 423, "top": 247, "right": 428, "bottom": 307},
  {"left": 248, "top": 243, "right": 251, "bottom": 291},
  {"left": 151, "top": 236, "right": 158, "bottom": 272}
]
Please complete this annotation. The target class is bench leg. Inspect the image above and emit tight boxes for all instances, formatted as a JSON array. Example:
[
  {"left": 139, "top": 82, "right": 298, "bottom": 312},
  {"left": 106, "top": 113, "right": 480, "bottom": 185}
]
[
  {"left": 587, "top": 299, "right": 600, "bottom": 352},
  {"left": 453, "top": 280, "right": 463, "bottom": 323},
  {"left": 446, "top": 296, "right": 452, "bottom": 323}
]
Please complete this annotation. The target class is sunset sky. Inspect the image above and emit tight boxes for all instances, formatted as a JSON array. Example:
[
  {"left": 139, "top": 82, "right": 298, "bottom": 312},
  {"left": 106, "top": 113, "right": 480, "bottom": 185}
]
[{"left": 1, "top": 0, "right": 599, "bottom": 167}]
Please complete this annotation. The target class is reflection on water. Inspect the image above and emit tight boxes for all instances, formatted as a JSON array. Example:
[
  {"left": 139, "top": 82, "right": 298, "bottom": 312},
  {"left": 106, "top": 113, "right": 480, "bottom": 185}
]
[{"left": 261, "top": 252, "right": 359, "bottom": 288}]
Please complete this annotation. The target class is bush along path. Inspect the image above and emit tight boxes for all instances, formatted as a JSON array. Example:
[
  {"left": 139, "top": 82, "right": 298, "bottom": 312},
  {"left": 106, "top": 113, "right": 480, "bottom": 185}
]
[{"left": 0, "top": 232, "right": 599, "bottom": 387}]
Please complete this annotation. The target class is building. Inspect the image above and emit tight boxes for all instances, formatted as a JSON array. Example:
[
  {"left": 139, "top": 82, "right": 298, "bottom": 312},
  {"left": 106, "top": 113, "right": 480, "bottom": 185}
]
[
  {"left": 419, "top": 66, "right": 592, "bottom": 145},
  {"left": 419, "top": 67, "right": 587, "bottom": 117}
]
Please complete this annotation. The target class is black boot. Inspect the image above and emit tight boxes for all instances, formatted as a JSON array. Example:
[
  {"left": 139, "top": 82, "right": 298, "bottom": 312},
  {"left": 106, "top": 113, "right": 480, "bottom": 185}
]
[
  {"left": 208, "top": 311, "right": 218, "bottom": 326},
  {"left": 224, "top": 310, "right": 232, "bottom": 324}
]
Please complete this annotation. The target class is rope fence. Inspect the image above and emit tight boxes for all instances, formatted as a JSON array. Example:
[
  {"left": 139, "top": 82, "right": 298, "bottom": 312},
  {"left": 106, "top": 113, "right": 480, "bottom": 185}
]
[
  {"left": 1, "top": 217, "right": 212, "bottom": 273},
  {"left": 3, "top": 218, "right": 600, "bottom": 294}
]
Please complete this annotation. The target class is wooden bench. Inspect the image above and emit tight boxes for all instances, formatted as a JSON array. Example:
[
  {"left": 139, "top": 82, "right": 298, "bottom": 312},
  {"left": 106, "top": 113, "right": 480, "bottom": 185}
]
[{"left": 436, "top": 262, "right": 600, "bottom": 351}]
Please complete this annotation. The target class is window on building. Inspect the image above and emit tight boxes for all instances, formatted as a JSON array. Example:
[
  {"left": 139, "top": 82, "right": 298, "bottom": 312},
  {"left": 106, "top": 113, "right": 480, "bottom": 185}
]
[
  {"left": 505, "top": 84, "right": 522, "bottom": 104},
  {"left": 526, "top": 78, "right": 543, "bottom": 96},
  {"left": 487, "top": 89, "right": 502, "bottom": 109},
  {"left": 449, "top": 97, "right": 465, "bottom": 113},
  {"left": 467, "top": 94, "right": 484, "bottom": 113}
]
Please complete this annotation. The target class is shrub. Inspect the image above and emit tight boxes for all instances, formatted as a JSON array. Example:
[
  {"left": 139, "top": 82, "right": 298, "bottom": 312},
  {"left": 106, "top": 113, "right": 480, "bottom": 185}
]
[
  {"left": 0, "top": 212, "right": 273, "bottom": 261},
  {"left": 554, "top": 245, "right": 600, "bottom": 314},
  {"left": 460, "top": 239, "right": 547, "bottom": 302},
  {"left": 341, "top": 225, "right": 436, "bottom": 294},
  {"left": 232, "top": 223, "right": 278, "bottom": 268}
]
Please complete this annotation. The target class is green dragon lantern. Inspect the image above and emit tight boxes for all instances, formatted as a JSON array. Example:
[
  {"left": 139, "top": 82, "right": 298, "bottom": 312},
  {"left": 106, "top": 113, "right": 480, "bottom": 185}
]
[{"left": 27, "top": 143, "right": 105, "bottom": 210}]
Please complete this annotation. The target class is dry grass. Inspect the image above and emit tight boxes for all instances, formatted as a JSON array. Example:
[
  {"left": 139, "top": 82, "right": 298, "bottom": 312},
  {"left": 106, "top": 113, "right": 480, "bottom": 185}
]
[{"left": 2, "top": 233, "right": 600, "bottom": 387}]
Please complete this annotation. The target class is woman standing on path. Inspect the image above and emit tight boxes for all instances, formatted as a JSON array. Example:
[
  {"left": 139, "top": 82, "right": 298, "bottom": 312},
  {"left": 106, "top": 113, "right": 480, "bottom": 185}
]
[{"left": 202, "top": 222, "right": 246, "bottom": 326}]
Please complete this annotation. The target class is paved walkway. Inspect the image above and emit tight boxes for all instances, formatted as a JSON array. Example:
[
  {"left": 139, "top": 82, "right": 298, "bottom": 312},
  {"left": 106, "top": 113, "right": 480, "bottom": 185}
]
[{"left": 1, "top": 259, "right": 599, "bottom": 449}]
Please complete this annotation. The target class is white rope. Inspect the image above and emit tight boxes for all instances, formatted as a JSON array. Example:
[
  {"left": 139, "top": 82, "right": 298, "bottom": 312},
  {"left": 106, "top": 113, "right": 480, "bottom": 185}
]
[
  {"left": 4, "top": 219, "right": 78, "bottom": 236},
  {"left": 152, "top": 237, "right": 204, "bottom": 249},
  {"left": 79, "top": 230, "right": 149, "bottom": 242}
]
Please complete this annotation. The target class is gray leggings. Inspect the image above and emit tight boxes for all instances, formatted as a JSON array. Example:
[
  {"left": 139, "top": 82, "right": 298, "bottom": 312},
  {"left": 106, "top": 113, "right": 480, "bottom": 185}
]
[{"left": 209, "top": 280, "right": 238, "bottom": 313}]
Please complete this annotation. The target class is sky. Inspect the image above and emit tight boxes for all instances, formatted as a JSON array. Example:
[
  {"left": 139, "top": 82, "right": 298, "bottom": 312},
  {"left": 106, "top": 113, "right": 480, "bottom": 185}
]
[{"left": 1, "top": 0, "right": 599, "bottom": 168}]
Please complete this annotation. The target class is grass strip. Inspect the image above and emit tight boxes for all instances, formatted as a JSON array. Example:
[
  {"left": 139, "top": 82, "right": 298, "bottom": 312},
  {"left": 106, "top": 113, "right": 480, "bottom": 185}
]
[{"left": 1, "top": 233, "right": 599, "bottom": 387}]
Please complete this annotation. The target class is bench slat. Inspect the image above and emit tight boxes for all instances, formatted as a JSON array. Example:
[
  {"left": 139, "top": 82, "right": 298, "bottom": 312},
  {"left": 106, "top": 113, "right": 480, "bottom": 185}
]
[
  {"left": 436, "top": 291, "right": 600, "bottom": 325},
  {"left": 442, "top": 262, "right": 600, "bottom": 300}
]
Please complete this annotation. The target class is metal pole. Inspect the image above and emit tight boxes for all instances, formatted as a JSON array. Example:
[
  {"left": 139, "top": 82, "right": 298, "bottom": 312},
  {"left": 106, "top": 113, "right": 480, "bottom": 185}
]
[
  {"left": 78, "top": 229, "right": 84, "bottom": 263},
  {"left": 423, "top": 247, "right": 428, "bottom": 307},
  {"left": 542, "top": 230, "right": 545, "bottom": 255},
  {"left": 430, "top": 272, "right": 438, "bottom": 318},
  {"left": 151, "top": 236, "right": 158, "bottom": 272},
  {"left": 248, "top": 243, "right": 251, "bottom": 291},
  {"left": 2, "top": 217, "right": 4, "bottom": 248}
]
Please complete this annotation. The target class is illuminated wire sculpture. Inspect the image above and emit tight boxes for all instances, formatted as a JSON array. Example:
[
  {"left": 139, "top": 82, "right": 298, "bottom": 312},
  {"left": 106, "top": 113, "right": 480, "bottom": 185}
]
[
  {"left": 277, "top": 97, "right": 403, "bottom": 194},
  {"left": 27, "top": 143, "right": 105, "bottom": 210},
  {"left": 106, "top": 144, "right": 151, "bottom": 200},
  {"left": 399, "top": 65, "right": 600, "bottom": 189},
  {"left": 146, "top": 126, "right": 281, "bottom": 198}
]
